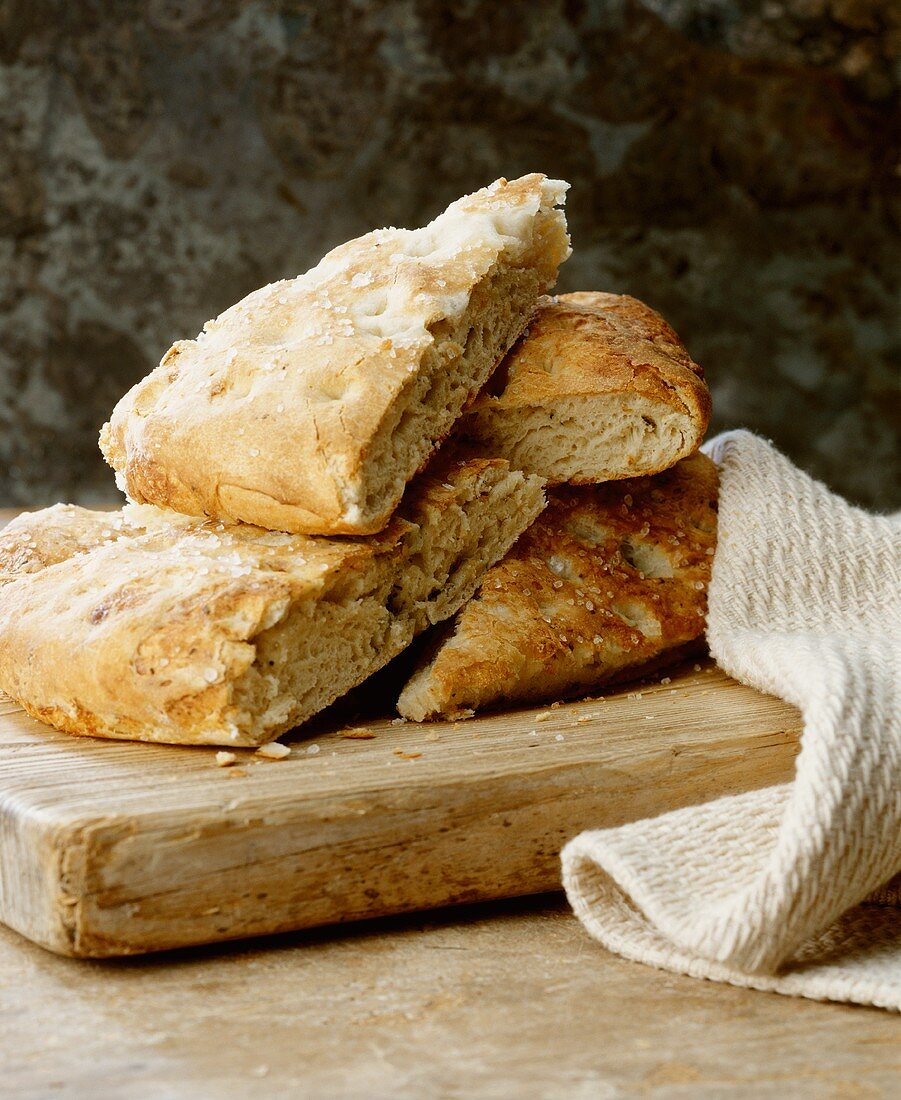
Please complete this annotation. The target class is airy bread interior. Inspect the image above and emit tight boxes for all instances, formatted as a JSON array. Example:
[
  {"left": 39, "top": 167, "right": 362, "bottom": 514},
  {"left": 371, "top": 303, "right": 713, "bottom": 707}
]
[
  {"left": 465, "top": 393, "right": 701, "bottom": 485},
  {"left": 0, "top": 458, "right": 545, "bottom": 746},
  {"left": 343, "top": 199, "right": 569, "bottom": 530},
  {"left": 98, "top": 175, "right": 569, "bottom": 537},
  {"left": 230, "top": 464, "right": 545, "bottom": 742},
  {"left": 351, "top": 266, "right": 541, "bottom": 528}
]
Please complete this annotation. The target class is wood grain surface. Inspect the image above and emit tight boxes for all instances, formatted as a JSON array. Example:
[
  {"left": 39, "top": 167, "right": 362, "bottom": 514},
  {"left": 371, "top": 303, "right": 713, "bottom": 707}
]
[
  {"left": 0, "top": 507, "right": 803, "bottom": 960},
  {"left": 0, "top": 658, "right": 801, "bottom": 958}
]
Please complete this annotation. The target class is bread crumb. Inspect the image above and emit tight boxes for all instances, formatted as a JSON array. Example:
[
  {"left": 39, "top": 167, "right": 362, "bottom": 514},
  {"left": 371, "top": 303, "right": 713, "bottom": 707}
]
[
  {"left": 425, "top": 730, "right": 440, "bottom": 741},
  {"left": 256, "top": 742, "right": 290, "bottom": 759},
  {"left": 394, "top": 750, "right": 422, "bottom": 760},
  {"left": 660, "top": 677, "right": 671, "bottom": 685},
  {"left": 534, "top": 711, "right": 553, "bottom": 722},
  {"left": 215, "top": 751, "right": 237, "bottom": 767},
  {"left": 341, "top": 728, "right": 376, "bottom": 740},
  {"left": 693, "top": 664, "right": 702, "bottom": 672},
  {"left": 555, "top": 733, "right": 565, "bottom": 742}
]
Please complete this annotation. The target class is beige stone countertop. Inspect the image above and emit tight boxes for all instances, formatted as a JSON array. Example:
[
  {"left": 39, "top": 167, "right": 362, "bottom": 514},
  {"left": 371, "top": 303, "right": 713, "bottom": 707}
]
[{"left": 2, "top": 893, "right": 898, "bottom": 1099}]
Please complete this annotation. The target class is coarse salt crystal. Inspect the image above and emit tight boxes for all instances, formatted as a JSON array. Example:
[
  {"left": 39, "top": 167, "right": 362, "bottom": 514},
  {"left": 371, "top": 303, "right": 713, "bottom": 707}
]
[{"left": 306, "top": 744, "right": 321, "bottom": 755}]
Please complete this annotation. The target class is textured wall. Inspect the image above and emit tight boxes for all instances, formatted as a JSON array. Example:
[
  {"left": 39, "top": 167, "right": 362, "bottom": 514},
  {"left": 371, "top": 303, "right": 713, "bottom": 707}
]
[{"left": 1, "top": 0, "right": 898, "bottom": 510}]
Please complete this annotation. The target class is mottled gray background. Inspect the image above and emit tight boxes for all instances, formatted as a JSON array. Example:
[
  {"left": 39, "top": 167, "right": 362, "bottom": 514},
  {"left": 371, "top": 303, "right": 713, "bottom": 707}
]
[{"left": 1, "top": 0, "right": 898, "bottom": 510}]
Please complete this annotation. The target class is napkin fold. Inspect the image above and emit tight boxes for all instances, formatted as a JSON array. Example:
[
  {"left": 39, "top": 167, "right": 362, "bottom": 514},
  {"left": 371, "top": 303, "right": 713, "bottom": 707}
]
[{"left": 562, "top": 430, "right": 901, "bottom": 1010}]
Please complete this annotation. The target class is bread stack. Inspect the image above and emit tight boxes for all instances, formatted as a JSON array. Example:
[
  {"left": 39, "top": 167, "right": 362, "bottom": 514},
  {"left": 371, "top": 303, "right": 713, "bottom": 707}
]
[{"left": 0, "top": 175, "right": 715, "bottom": 748}]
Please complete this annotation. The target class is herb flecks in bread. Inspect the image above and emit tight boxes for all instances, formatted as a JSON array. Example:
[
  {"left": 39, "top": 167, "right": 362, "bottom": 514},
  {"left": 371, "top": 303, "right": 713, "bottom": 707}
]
[
  {"left": 100, "top": 175, "right": 570, "bottom": 535},
  {"left": 459, "top": 292, "right": 710, "bottom": 483},
  {"left": 397, "top": 453, "right": 717, "bottom": 720},
  {"left": 0, "top": 454, "right": 546, "bottom": 746}
]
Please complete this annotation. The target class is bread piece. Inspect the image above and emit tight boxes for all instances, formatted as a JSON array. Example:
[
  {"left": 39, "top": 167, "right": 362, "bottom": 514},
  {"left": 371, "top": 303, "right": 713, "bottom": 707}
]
[
  {"left": 397, "top": 453, "right": 716, "bottom": 720},
  {"left": 0, "top": 454, "right": 546, "bottom": 746},
  {"left": 100, "top": 175, "right": 570, "bottom": 535},
  {"left": 458, "top": 292, "right": 710, "bottom": 483}
]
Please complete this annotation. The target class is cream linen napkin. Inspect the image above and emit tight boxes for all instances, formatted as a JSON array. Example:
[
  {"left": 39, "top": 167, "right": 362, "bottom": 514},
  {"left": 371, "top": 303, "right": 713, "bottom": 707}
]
[{"left": 562, "top": 430, "right": 901, "bottom": 1010}]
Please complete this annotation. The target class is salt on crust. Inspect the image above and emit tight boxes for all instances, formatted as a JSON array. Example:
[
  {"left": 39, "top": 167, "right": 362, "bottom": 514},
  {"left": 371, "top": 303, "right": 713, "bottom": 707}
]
[
  {"left": 0, "top": 451, "right": 546, "bottom": 746},
  {"left": 397, "top": 453, "right": 717, "bottom": 721},
  {"left": 100, "top": 175, "right": 570, "bottom": 535}
]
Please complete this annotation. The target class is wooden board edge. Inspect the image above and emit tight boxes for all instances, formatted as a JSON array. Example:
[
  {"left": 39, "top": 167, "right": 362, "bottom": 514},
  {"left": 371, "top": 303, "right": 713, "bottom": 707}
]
[
  {"left": 45, "top": 725, "right": 800, "bottom": 958},
  {"left": 0, "top": 801, "right": 95, "bottom": 956}
]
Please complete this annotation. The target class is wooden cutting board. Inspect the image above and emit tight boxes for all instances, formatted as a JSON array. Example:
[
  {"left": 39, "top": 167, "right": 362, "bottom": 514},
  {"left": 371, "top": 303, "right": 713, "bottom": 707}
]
[
  {"left": 0, "top": 507, "right": 803, "bottom": 958},
  {"left": 0, "top": 660, "right": 802, "bottom": 958}
]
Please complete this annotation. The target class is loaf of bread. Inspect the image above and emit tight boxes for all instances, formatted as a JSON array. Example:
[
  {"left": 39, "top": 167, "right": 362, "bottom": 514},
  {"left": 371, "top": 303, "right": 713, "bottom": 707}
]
[
  {"left": 100, "top": 175, "right": 570, "bottom": 536},
  {"left": 397, "top": 453, "right": 717, "bottom": 720},
  {"left": 458, "top": 292, "right": 710, "bottom": 483},
  {"left": 0, "top": 453, "right": 546, "bottom": 746}
]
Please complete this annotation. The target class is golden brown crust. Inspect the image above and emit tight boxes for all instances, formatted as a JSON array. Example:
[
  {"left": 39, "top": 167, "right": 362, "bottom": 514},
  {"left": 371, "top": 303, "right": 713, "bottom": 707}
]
[
  {"left": 100, "top": 175, "right": 569, "bottom": 535},
  {"left": 0, "top": 453, "right": 546, "bottom": 746},
  {"left": 459, "top": 291, "right": 712, "bottom": 482},
  {"left": 397, "top": 453, "right": 718, "bottom": 719}
]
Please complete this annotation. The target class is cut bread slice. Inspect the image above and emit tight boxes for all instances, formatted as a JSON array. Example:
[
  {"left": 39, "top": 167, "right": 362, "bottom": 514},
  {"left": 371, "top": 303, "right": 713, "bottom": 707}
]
[
  {"left": 100, "top": 175, "right": 570, "bottom": 535},
  {"left": 458, "top": 292, "right": 710, "bottom": 483},
  {"left": 397, "top": 453, "right": 717, "bottom": 720},
  {"left": 0, "top": 453, "right": 546, "bottom": 746}
]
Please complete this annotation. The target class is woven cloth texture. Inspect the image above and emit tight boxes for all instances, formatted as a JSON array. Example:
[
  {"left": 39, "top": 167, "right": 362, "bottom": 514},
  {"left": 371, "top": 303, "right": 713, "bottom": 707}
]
[{"left": 562, "top": 430, "right": 901, "bottom": 1010}]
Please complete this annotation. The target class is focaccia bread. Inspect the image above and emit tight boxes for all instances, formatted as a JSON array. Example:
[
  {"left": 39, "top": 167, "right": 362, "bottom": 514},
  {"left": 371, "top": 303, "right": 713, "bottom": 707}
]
[
  {"left": 397, "top": 453, "right": 717, "bottom": 720},
  {"left": 100, "top": 175, "right": 570, "bottom": 536},
  {"left": 457, "top": 292, "right": 710, "bottom": 483},
  {"left": 0, "top": 454, "right": 546, "bottom": 746}
]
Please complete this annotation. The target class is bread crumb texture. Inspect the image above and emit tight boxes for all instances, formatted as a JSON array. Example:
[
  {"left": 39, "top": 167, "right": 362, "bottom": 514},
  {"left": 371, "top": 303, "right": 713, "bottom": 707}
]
[
  {"left": 459, "top": 292, "right": 710, "bottom": 484},
  {"left": 255, "top": 742, "right": 290, "bottom": 760},
  {"left": 0, "top": 451, "right": 545, "bottom": 745},
  {"left": 100, "top": 175, "right": 569, "bottom": 535}
]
